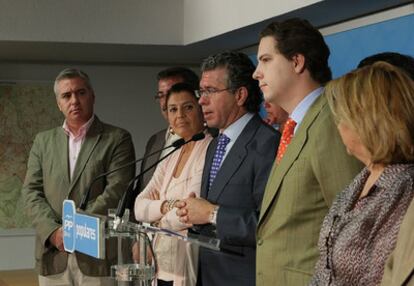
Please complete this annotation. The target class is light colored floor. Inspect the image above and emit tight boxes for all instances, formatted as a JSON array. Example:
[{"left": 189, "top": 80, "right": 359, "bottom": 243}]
[{"left": 0, "top": 269, "right": 38, "bottom": 286}]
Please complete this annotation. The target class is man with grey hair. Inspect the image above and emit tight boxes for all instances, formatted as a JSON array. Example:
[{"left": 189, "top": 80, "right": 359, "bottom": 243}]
[
  {"left": 22, "top": 68, "right": 135, "bottom": 286},
  {"left": 176, "top": 51, "right": 280, "bottom": 286}
]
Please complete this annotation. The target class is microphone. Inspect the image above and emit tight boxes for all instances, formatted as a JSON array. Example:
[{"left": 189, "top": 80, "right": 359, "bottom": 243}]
[
  {"left": 113, "top": 132, "right": 206, "bottom": 229},
  {"left": 78, "top": 137, "right": 186, "bottom": 211},
  {"left": 189, "top": 132, "right": 205, "bottom": 142}
]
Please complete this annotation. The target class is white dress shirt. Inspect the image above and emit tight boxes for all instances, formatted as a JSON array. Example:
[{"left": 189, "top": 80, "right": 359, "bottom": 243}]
[
  {"left": 290, "top": 87, "right": 324, "bottom": 134},
  {"left": 220, "top": 112, "right": 254, "bottom": 168},
  {"left": 161, "top": 129, "right": 181, "bottom": 159}
]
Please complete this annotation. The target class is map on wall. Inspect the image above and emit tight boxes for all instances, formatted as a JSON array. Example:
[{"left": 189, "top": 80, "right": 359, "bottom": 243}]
[{"left": 0, "top": 84, "right": 63, "bottom": 229}]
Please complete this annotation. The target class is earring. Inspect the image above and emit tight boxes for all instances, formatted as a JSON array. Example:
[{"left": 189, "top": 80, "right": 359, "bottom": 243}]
[
  {"left": 169, "top": 126, "right": 175, "bottom": 135},
  {"left": 203, "top": 122, "right": 208, "bottom": 128}
]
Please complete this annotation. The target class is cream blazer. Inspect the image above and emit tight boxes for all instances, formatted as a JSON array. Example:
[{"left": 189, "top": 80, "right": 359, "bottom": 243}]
[{"left": 135, "top": 134, "right": 212, "bottom": 286}]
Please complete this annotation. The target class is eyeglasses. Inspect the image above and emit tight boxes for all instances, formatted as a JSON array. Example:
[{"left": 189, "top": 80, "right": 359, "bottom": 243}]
[
  {"left": 195, "top": 88, "right": 231, "bottom": 98},
  {"left": 154, "top": 92, "right": 167, "bottom": 101}
]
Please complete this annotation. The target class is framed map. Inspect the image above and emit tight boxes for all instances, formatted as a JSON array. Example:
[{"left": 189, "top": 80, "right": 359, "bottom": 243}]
[{"left": 0, "top": 83, "right": 63, "bottom": 229}]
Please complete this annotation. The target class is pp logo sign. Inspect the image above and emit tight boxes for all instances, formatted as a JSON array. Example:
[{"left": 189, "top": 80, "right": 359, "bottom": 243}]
[{"left": 63, "top": 200, "right": 76, "bottom": 252}]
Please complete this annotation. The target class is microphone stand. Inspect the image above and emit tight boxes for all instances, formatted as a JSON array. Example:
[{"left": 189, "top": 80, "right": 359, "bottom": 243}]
[
  {"left": 78, "top": 138, "right": 185, "bottom": 211},
  {"left": 113, "top": 132, "right": 206, "bottom": 230},
  {"left": 112, "top": 146, "right": 182, "bottom": 230}
]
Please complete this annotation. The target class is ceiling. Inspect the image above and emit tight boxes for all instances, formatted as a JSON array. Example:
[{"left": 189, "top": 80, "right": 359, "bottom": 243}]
[{"left": 0, "top": 0, "right": 411, "bottom": 65}]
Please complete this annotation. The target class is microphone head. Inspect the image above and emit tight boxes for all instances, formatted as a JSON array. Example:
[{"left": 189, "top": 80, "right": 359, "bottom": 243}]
[
  {"left": 172, "top": 138, "right": 186, "bottom": 148},
  {"left": 191, "top": 132, "right": 205, "bottom": 142},
  {"left": 207, "top": 127, "right": 219, "bottom": 138}
]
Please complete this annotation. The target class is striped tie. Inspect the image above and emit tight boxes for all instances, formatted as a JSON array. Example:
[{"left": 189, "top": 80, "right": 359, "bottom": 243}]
[{"left": 209, "top": 134, "right": 230, "bottom": 189}]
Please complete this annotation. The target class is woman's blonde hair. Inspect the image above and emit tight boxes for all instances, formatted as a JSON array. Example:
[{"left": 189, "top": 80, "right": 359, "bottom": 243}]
[{"left": 325, "top": 61, "right": 414, "bottom": 164}]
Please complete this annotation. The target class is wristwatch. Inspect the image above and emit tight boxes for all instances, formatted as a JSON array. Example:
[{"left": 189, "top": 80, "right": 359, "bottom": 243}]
[{"left": 209, "top": 205, "right": 219, "bottom": 225}]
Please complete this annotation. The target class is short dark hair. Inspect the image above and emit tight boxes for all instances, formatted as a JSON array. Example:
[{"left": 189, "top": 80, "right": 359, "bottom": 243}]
[
  {"left": 357, "top": 52, "right": 414, "bottom": 80},
  {"left": 157, "top": 67, "right": 199, "bottom": 90},
  {"left": 166, "top": 82, "right": 197, "bottom": 104},
  {"left": 201, "top": 51, "right": 262, "bottom": 113},
  {"left": 260, "top": 18, "right": 332, "bottom": 85}
]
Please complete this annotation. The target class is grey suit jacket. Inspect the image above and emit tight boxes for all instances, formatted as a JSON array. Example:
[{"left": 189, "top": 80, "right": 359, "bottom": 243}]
[
  {"left": 196, "top": 115, "right": 280, "bottom": 286},
  {"left": 22, "top": 116, "right": 135, "bottom": 276}
]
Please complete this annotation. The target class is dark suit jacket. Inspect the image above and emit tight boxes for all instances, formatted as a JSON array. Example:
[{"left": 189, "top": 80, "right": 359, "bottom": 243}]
[
  {"left": 128, "top": 128, "right": 166, "bottom": 211},
  {"left": 22, "top": 116, "right": 135, "bottom": 276},
  {"left": 196, "top": 114, "right": 280, "bottom": 286},
  {"left": 139, "top": 128, "right": 167, "bottom": 190}
]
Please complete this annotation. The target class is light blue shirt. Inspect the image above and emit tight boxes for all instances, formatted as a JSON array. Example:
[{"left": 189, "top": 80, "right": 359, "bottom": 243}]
[
  {"left": 220, "top": 112, "right": 254, "bottom": 167},
  {"left": 290, "top": 87, "right": 324, "bottom": 134}
]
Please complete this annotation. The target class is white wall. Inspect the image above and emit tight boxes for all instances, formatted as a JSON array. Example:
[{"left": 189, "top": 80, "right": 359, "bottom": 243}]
[
  {"left": 183, "top": 0, "right": 321, "bottom": 44},
  {"left": 0, "top": 0, "right": 324, "bottom": 46},
  {"left": 240, "top": 4, "right": 414, "bottom": 56},
  {"left": 0, "top": 62, "right": 198, "bottom": 270},
  {"left": 0, "top": 229, "right": 35, "bottom": 270},
  {"left": 0, "top": 0, "right": 183, "bottom": 45}
]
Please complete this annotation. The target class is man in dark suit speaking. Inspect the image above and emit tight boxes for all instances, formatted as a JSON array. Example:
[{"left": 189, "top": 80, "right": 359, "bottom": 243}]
[{"left": 177, "top": 51, "right": 280, "bottom": 286}]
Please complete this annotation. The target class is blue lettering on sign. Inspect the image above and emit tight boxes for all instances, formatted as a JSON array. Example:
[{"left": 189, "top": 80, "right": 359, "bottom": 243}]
[
  {"left": 62, "top": 200, "right": 105, "bottom": 259},
  {"left": 74, "top": 212, "right": 101, "bottom": 258}
]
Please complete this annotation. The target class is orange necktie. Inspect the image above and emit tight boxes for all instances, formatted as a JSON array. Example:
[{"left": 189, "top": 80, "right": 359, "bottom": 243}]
[{"left": 276, "top": 118, "right": 297, "bottom": 164}]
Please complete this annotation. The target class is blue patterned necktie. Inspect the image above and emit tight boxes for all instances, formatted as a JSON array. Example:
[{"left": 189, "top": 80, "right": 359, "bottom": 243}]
[{"left": 209, "top": 133, "right": 231, "bottom": 190}]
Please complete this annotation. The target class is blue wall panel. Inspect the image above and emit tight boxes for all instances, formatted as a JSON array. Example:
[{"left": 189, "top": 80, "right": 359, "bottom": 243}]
[{"left": 325, "top": 14, "right": 414, "bottom": 78}]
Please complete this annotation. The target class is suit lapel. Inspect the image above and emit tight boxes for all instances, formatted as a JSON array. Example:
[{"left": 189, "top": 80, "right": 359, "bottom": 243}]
[
  {"left": 69, "top": 117, "right": 103, "bottom": 193},
  {"left": 149, "top": 129, "right": 167, "bottom": 163},
  {"left": 57, "top": 128, "right": 70, "bottom": 187},
  {"left": 399, "top": 255, "right": 414, "bottom": 286},
  {"left": 201, "top": 139, "right": 216, "bottom": 199},
  {"left": 207, "top": 115, "right": 261, "bottom": 202},
  {"left": 259, "top": 95, "right": 327, "bottom": 223},
  {"left": 396, "top": 225, "right": 414, "bottom": 285}
]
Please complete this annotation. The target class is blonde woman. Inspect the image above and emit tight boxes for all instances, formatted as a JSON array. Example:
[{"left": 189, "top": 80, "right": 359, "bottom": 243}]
[
  {"left": 310, "top": 62, "right": 414, "bottom": 286},
  {"left": 134, "top": 83, "right": 212, "bottom": 286}
]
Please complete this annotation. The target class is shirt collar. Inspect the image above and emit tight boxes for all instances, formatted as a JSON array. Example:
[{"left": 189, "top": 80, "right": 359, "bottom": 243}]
[
  {"left": 165, "top": 130, "right": 181, "bottom": 146},
  {"left": 62, "top": 115, "right": 95, "bottom": 140},
  {"left": 375, "top": 164, "right": 414, "bottom": 190},
  {"left": 290, "top": 87, "right": 324, "bottom": 133},
  {"left": 222, "top": 112, "right": 254, "bottom": 142}
]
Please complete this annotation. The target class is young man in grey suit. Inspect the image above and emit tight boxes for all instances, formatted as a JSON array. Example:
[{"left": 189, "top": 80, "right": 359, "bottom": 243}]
[
  {"left": 22, "top": 68, "right": 136, "bottom": 285},
  {"left": 177, "top": 51, "right": 281, "bottom": 286}
]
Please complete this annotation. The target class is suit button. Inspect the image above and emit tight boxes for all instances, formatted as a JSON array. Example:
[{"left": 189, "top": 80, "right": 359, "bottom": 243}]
[{"left": 257, "top": 239, "right": 263, "bottom": 246}]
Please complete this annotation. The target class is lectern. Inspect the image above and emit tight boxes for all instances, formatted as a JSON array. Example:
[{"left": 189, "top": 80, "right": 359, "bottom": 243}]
[{"left": 62, "top": 199, "right": 220, "bottom": 285}]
